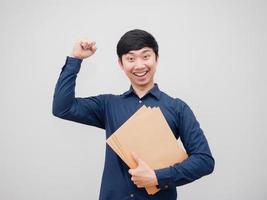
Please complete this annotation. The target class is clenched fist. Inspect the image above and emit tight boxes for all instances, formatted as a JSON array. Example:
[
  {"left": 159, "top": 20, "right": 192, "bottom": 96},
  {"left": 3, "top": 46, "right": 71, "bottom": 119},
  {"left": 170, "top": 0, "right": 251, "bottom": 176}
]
[{"left": 70, "top": 39, "right": 97, "bottom": 60}]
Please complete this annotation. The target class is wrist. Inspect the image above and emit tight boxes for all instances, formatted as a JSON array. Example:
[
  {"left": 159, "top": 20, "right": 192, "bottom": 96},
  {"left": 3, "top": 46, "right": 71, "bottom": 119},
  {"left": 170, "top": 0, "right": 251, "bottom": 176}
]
[
  {"left": 154, "top": 167, "right": 175, "bottom": 190},
  {"left": 152, "top": 170, "right": 159, "bottom": 186},
  {"left": 69, "top": 53, "right": 83, "bottom": 60}
]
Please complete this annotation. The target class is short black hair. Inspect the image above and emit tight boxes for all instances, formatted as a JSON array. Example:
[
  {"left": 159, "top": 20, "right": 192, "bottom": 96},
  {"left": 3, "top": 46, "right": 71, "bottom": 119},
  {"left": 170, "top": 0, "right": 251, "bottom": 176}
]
[{"left": 116, "top": 29, "right": 159, "bottom": 60}]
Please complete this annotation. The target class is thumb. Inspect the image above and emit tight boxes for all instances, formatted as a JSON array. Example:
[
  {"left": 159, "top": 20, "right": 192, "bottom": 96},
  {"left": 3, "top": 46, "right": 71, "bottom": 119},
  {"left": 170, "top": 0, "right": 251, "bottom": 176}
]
[{"left": 131, "top": 152, "right": 142, "bottom": 165}]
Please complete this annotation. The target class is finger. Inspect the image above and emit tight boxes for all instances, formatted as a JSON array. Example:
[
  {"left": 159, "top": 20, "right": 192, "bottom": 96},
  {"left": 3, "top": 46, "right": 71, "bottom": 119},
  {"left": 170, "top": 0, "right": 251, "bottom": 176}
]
[
  {"left": 131, "top": 152, "right": 141, "bottom": 164},
  {"left": 134, "top": 181, "right": 143, "bottom": 187},
  {"left": 128, "top": 169, "right": 135, "bottom": 176},
  {"left": 80, "top": 39, "right": 91, "bottom": 48},
  {"left": 90, "top": 44, "right": 97, "bottom": 52},
  {"left": 133, "top": 180, "right": 141, "bottom": 185},
  {"left": 134, "top": 181, "right": 145, "bottom": 188},
  {"left": 80, "top": 42, "right": 86, "bottom": 49},
  {"left": 85, "top": 42, "right": 90, "bottom": 49},
  {"left": 91, "top": 41, "right": 96, "bottom": 46},
  {"left": 131, "top": 176, "right": 140, "bottom": 182},
  {"left": 86, "top": 42, "right": 92, "bottom": 49},
  {"left": 87, "top": 41, "right": 96, "bottom": 49},
  {"left": 80, "top": 41, "right": 90, "bottom": 50},
  {"left": 91, "top": 45, "right": 97, "bottom": 52}
]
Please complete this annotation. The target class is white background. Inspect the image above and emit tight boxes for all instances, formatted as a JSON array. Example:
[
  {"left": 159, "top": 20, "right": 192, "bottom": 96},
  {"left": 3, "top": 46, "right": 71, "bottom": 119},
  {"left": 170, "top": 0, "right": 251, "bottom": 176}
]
[{"left": 1, "top": 0, "right": 267, "bottom": 199}]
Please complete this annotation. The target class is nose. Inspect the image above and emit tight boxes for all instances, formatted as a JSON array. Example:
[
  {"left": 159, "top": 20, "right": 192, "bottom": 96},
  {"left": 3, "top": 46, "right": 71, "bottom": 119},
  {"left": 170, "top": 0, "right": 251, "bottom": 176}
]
[{"left": 134, "top": 59, "right": 145, "bottom": 69}]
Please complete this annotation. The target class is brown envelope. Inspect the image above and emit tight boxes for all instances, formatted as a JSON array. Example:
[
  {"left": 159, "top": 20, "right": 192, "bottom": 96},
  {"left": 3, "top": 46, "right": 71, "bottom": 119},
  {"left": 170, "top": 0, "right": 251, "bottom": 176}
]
[{"left": 106, "top": 105, "right": 188, "bottom": 195}]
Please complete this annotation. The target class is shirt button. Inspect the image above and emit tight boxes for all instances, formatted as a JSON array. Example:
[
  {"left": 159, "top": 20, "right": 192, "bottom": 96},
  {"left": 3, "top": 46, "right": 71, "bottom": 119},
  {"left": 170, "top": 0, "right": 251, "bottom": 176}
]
[
  {"left": 164, "top": 185, "right": 169, "bottom": 189},
  {"left": 130, "top": 193, "right": 134, "bottom": 198},
  {"left": 139, "top": 100, "right": 142, "bottom": 103}
]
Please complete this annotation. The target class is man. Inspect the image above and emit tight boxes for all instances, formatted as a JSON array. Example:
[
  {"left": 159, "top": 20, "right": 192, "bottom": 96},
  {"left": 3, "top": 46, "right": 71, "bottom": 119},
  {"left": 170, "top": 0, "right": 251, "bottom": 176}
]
[{"left": 52, "top": 29, "right": 215, "bottom": 200}]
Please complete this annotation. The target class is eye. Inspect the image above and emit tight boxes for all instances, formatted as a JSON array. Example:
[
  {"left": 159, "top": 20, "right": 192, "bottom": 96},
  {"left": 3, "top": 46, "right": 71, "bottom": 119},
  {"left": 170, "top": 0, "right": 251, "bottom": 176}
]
[
  {"left": 144, "top": 54, "right": 151, "bottom": 60},
  {"left": 127, "top": 57, "right": 135, "bottom": 62}
]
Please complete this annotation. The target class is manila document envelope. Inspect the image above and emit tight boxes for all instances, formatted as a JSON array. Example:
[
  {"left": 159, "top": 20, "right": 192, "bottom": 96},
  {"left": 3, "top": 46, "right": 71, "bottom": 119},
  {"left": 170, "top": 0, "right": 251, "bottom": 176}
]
[{"left": 106, "top": 105, "right": 188, "bottom": 195}]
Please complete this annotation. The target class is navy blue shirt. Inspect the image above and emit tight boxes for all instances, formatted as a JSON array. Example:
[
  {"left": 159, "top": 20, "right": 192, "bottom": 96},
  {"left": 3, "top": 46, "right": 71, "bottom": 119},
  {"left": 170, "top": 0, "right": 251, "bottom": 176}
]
[{"left": 52, "top": 57, "right": 215, "bottom": 200}]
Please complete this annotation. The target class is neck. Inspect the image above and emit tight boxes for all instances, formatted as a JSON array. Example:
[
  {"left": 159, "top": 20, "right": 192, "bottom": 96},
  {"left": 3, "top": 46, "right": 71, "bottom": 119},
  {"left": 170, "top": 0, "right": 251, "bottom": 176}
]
[{"left": 132, "top": 82, "right": 155, "bottom": 99}]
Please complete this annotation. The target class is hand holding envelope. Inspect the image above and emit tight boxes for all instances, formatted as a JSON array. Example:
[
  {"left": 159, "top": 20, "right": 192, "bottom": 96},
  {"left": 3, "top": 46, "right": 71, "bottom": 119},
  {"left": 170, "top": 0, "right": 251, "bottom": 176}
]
[
  {"left": 106, "top": 105, "right": 188, "bottom": 195},
  {"left": 128, "top": 152, "right": 159, "bottom": 188}
]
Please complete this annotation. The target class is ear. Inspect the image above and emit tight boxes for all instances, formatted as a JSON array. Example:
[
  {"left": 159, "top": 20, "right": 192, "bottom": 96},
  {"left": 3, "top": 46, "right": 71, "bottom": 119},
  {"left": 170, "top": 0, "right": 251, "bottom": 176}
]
[
  {"left": 156, "top": 55, "right": 159, "bottom": 62},
  {"left": 118, "top": 58, "right": 124, "bottom": 70},
  {"left": 155, "top": 55, "right": 159, "bottom": 67}
]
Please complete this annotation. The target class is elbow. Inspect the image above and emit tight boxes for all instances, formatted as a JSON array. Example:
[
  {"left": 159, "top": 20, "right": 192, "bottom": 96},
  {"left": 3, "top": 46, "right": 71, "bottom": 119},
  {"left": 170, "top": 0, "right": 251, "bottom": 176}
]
[
  {"left": 52, "top": 100, "right": 65, "bottom": 118},
  {"left": 52, "top": 101, "right": 72, "bottom": 119},
  {"left": 52, "top": 104, "right": 61, "bottom": 117},
  {"left": 52, "top": 96, "right": 73, "bottom": 118},
  {"left": 52, "top": 107, "right": 60, "bottom": 117},
  {"left": 205, "top": 156, "right": 215, "bottom": 175}
]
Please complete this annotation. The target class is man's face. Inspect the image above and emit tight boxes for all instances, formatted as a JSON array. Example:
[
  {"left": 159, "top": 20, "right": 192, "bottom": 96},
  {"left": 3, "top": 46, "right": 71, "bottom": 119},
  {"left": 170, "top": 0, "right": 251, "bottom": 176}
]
[{"left": 119, "top": 47, "right": 158, "bottom": 89}]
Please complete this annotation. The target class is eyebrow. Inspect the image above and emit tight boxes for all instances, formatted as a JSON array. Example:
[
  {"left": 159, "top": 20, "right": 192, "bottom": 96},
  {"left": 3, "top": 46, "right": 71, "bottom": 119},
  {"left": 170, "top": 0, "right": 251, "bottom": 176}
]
[{"left": 127, "top": 49, "right": 152, "bottom": 55}]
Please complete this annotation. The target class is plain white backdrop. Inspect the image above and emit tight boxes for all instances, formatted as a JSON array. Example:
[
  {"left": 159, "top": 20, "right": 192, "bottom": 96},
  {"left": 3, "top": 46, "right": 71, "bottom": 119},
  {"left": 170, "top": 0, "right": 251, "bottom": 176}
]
[{"left": 1, "top": 0, "right": 267, "bottom": 199}]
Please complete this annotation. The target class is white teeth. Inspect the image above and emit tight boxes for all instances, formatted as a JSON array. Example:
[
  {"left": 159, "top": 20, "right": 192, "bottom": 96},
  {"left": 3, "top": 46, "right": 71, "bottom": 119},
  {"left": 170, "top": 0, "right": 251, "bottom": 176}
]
[{"left": 134, "top": 71, "right": 147, "bottom": 77}]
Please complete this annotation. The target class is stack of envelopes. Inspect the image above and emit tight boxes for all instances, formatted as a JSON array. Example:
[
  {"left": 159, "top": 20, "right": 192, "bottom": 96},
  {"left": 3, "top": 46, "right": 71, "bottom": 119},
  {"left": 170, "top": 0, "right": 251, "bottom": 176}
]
[{"left": 106, "top": 105, "right": 188, "bottom": 195}]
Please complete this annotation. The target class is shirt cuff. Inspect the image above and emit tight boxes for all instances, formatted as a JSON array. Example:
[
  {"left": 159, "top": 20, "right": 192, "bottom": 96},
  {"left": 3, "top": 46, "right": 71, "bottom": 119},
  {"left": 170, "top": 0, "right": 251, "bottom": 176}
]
[
  {"left": 62, "top": 56, "right": 83, "bottom": 73},
  {"left": 155, "top": 167, "right": 175, "bottom": 190}
]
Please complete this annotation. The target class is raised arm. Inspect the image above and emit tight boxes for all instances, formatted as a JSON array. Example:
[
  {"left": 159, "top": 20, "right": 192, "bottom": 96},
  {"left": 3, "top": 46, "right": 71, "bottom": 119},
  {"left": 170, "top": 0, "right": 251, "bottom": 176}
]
[{"left": 52, "top": 39, "right": 105, "bottom": 129}]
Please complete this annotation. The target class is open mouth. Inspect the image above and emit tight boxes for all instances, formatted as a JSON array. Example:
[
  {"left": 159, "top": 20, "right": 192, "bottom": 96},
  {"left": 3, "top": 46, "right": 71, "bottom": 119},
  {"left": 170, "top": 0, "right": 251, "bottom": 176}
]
[{"left": 133, "top": 71, "right": 148, "bottom": 77}]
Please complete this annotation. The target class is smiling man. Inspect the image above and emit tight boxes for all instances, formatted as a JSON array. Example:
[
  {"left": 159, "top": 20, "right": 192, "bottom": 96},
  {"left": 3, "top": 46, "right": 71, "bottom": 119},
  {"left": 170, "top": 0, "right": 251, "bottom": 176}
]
[
  {"left": 52, "top": 29, "right": 215, "bottom": 200},
  {"left": 118, "top": 47, "right": 158, "bottom": 98}
]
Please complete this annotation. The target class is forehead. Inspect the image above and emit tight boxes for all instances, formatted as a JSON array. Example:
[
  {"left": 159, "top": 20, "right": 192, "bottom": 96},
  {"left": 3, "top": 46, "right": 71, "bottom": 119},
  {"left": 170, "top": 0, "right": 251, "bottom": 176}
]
[{"left": 126, "top": 47, "right": 154, "bottom": 56}]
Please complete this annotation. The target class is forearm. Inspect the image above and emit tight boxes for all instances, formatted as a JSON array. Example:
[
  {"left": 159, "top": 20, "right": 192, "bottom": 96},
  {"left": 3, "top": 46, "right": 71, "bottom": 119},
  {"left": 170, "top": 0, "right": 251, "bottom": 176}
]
[
  {"left": 52, "top": 56, "right": 82, "bottom": 117},
  {"left": 155, "top": 152, "right": 214, "bottom": 189}
]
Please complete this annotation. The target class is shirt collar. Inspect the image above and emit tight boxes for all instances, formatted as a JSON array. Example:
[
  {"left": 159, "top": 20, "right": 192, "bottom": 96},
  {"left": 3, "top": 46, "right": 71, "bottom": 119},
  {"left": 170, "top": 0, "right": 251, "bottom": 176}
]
[{"left": 122, "top": 83, "right": 161, "bottom": 100}]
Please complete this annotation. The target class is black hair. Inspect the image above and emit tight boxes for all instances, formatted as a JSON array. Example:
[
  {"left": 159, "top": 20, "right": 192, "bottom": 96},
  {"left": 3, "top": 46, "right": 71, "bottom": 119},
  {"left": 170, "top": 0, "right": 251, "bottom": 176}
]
[{"left": 116, "top": 29, "right": 159, "bottom": 60}]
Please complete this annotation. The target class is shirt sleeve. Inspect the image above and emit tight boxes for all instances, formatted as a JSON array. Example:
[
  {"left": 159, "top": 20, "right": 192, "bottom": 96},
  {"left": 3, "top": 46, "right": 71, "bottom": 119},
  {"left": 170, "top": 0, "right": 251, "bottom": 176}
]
[
  {"left": 155, "top": 101, "right": 215, "bottom": 190},
  {"left": 52, "top": 56, "right": 105, "bottom": 129}
]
